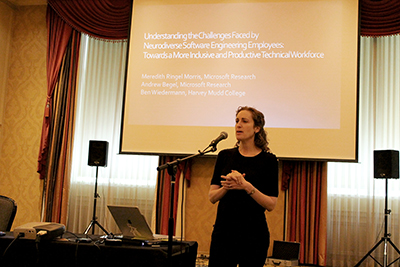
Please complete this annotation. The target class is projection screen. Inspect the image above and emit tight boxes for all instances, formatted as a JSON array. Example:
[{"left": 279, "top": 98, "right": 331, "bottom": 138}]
[{"left": 120, "top": 0, "right": 359, "bottom": 161}]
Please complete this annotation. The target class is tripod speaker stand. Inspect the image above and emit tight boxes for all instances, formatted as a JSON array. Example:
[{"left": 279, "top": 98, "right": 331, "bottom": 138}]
[
  {"left": 84, "top": 140, "right": 110, "bottom": 235},
  {"left": 354, "top": 150, "right": 400, "bottom": 267}
]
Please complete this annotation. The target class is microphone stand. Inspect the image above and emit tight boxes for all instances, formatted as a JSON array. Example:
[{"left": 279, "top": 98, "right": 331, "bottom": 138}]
[{"left": 157, "top": 144, "right": 218, "bottom": 267}]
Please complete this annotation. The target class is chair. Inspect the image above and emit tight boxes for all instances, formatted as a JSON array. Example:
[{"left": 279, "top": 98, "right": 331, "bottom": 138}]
[{"left": 0, "top": 195, "right": 17, "bottom": 231}]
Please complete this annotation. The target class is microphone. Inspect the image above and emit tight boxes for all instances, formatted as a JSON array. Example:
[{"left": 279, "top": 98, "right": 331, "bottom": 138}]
[{"left": 209, "top": 132, "right": 228, "bottom": 147}]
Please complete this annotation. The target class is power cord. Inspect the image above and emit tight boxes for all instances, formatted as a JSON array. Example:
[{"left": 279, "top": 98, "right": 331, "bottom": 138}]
[{"left": 1, "top": 232, "right": 23, "bottom": 266}]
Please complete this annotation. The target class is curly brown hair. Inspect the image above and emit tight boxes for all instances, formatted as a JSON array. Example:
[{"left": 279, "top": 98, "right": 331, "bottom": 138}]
[{"left": 235, "top": 106, "right": 270, "bottom": 152}]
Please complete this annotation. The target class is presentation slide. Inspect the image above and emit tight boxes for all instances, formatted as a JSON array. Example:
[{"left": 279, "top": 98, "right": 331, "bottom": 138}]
[{"left": 121, "top": 0, "right": 359, "bottom": 161}]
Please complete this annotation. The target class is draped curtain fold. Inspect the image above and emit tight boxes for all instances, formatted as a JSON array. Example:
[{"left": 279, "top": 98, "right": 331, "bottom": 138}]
[
  {"left": 47, "top": 0, "right": 131, "bottom": 40},
  {"left": 361, "top": 0, "right": 400, "bottom": 37},
  {"left": 39, "top": 0, "right": 132, "bottom": 223},
  {"left": 41, "top": 10, "right": 81, "bottom": 223},
  {"left": 282, "top": 161, "right": 328, "bottom": 266},
  {"left": 45, "top": 31, "right": 80, "bottom": 223},
  {"left": 38, "top": 6, "right": 73, "bottom": 180}
]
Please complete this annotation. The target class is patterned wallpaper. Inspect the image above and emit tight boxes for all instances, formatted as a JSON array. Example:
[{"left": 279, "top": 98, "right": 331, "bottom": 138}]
[
  {"left": 0, "top": 5, "right": 47, "bottom": 229},
  {"left": 0, "top": 3, "right": 13, "bottom": 128}
]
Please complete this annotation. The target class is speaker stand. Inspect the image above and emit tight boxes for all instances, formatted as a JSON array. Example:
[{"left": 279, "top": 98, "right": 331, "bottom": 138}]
[
  {"left": 84, "top": 164, "right": 109, "bottom": 235},
  {"left": 354, "top": 178, "right": 400, "bottom": 267}
]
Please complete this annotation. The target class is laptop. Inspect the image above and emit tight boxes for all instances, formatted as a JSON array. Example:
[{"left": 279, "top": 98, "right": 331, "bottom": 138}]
[{"left": 107, "top": 205, "right": 168, "bottom": 241}]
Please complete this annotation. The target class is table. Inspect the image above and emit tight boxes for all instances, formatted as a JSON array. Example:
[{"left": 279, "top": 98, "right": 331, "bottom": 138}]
[{"left": 0, "top": 232, "right": 197, "bottom": 267}]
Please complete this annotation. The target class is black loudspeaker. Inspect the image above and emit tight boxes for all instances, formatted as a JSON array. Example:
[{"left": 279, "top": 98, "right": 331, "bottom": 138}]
[
  {"left": 374, "top": 150, "right": 399, "bottom": 179},
  {"left": 88, "top": 140, "right": 108, "bottom": 167}
]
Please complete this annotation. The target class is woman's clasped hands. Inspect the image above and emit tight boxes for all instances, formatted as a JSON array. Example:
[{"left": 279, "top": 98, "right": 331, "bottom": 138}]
[{"left": 221, "top": 170, "right": 247, "bottom": 190}]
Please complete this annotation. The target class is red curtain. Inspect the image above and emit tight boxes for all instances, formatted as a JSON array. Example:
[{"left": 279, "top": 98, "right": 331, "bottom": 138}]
[
  {"left": 47, "top": 0, "right": 131, "bottom": 40},
  {"left": 43, "top": 31, "right": 81, "bottom": 222},
  {"left": 361, "top": 0, "right": 400, "bottom": 37},
  {"left": 39, "top": 0, "right": 132, "bottom": 222},
  {"left": 156, "top": 156, "right": 191, "bottom": 235},
  {"left": 38, "top": 0, "right": 132, "bottom": 179},
  {"left": 37, "top": 6, "right": 73, "bottom": 180},
  {"left": 282, "top": 161, "right": 328, "bottom": 266}
]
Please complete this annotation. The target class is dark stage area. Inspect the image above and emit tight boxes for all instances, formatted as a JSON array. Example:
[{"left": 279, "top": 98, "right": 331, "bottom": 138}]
[{"left": 0, "top": 232, "right": 197, "bottom": 267}]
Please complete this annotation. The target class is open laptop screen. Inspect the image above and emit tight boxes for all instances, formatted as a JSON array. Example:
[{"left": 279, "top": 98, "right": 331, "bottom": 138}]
[{"left": 107, "top": 205, "right": 154, "bottom": 240}]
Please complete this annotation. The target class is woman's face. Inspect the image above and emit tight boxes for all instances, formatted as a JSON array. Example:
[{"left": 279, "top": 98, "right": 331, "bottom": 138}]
[{"left": 235, "top": 110, "right": 260, "bottom": 142}]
